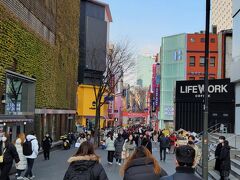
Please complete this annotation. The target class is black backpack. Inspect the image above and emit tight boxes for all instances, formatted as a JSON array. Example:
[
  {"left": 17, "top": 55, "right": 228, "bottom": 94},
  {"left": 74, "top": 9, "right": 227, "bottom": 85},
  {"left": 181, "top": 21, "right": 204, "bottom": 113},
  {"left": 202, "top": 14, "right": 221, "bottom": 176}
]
[
  {"left": 66, "top": 166, "right": 94, "bottom": 180},
  {"left": 23, "top": 139, "right": 34, "bottom": 156}
]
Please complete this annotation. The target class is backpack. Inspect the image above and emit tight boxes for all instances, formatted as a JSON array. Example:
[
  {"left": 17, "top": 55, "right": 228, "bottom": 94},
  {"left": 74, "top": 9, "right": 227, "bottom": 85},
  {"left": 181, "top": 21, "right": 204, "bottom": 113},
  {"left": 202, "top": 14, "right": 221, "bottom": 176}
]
[
  {"left": 23, "top": 139, "right": 34, "bottom": 156},
  {"left": 67, "top": 166, "right": 94, "bottom": 180}
]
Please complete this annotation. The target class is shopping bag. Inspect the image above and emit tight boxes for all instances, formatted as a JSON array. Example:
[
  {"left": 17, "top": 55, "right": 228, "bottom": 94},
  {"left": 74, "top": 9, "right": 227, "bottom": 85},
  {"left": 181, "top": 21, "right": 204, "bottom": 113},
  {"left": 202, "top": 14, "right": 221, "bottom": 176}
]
[{"left": 75, "top": 142, "right": 81, "bottom": 148}]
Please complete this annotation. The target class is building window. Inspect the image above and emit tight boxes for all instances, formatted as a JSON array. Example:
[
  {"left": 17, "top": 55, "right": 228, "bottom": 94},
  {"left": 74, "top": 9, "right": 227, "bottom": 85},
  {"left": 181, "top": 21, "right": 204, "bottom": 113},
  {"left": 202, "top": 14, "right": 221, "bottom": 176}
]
[
  {"left": 190, "top": 38, "right": 195, "bottom": 43},
  {"left": 189, "top": 56, "right": 195, "bottom": 66},
  {"left": 210, "top": 38, "right": 215, "bottom": 43},
  {"left": 189, "top": 77, "right": 195, "bottom": 80},
  {"left": 200, "top": 57, "right": 205, "bottom": 66},
  {"left": 200, "top": 38, "right": 205, "bottom": 42},
  {"left": 210, "top": 57, "right": 215, "bottom": 67},
  {"left": 199, "top": 77, "right": 204, "bottom": 80}
]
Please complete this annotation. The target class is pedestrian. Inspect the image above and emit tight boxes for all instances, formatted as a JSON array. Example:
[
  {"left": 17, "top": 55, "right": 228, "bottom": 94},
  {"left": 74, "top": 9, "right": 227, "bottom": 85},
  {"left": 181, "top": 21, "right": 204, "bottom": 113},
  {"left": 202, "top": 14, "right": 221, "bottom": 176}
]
[
  {"left": 15, "top": 133, "right": 27, "bottom": 179},
  {"left": 121, "top": 146, "right": 167, "bottom": 180},
  {"left": 23, "top": 132, "right": 39, "bottom": 180},
  {"left": 0, "top": 133, "right": 20, "bottom": 180},
  {"left": 153, "top": 131, "right": 159, "bottom": 148},
  {"left": 42, "top": 133, "right": 53, "bottom": 160},
  {"left": 169, "top": 133, "right": 177, "bottom": 154},
  {"left": 122, "top": 134, "right": 136, "bottom": 161},
  {"left": 159, "top": 134, "right": 170, "bottom": 161},
  {"left": 187, "top": 135, "right": 201, "bottom": 168},
  {"left": 219, "top": 140, "right": 231, "bottom": 180},
  {"left": 214, "top": 136, "right": 225, "bottom": 173},
  {"left": 64, "top": 141, "right": 108, "bottom": 180},
  {"left": 105, "top": 133, "right": 115, "bottom": 164},
  {"left": 141, "top": 135, "right": 152, "bottom": 153},
  {"left": 114, "top": 133, "right": 125, "bottom": 165},
  {"left": 137, "top": 134, "right": 143, "bottom": 147},
  {"left": 76, "top": 133, "right": 87, "bottom": 148},
  {"left": 160, "top": 145, "right": 201, "bottom": 180}
]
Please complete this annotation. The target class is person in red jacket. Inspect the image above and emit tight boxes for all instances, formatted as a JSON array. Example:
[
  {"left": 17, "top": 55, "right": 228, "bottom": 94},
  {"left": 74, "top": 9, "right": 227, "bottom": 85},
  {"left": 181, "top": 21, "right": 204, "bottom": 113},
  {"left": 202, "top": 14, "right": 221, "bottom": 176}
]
[{"left": 169, "top": 133, "right": 177, "bottom": 154}]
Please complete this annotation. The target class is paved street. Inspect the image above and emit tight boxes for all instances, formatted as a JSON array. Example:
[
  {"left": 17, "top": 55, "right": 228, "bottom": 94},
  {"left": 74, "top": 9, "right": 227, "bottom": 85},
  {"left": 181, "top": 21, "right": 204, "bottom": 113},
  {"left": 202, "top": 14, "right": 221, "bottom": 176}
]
[{"left": 10, "top": 145, "right": 176, "bottom": 180}]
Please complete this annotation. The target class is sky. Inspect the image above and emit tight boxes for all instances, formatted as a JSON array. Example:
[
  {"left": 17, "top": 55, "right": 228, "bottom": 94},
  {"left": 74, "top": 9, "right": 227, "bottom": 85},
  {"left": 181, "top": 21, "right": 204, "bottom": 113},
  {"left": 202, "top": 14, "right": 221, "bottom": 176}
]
[{"left": 103, "top": 0, "right": 206, "bottom": 55}]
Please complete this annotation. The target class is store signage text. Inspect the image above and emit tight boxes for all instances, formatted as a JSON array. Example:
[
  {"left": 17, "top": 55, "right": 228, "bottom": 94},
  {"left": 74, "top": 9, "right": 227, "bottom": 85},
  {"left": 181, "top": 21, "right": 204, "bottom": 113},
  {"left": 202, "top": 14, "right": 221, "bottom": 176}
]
[{"left": 180, "top": 84, "right": 228, "bottom": 94}]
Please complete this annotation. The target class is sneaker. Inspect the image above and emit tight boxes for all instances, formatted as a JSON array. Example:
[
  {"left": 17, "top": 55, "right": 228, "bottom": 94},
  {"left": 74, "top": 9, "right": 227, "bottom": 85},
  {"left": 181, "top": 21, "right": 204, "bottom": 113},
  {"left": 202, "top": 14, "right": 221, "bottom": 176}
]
[
  {"left": 16, "top": 177, "right": 23, "bottom": 180},
  {"left": 29, "top": 175, "right": 35, "bottom": 179},
  {"left": 118, "top": 163, "right": 121, "bottom": 166},
  {"left": 23, "top": 178, "right": 29, "bottom": 180}
]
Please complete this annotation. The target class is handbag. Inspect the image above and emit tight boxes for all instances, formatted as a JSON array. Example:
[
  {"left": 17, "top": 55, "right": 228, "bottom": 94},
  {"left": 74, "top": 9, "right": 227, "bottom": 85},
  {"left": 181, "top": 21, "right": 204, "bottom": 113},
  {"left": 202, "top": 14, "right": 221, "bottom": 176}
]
[
  {"left": 75, "top": 142, "right": 81, "bottom": 148},
  {"left": 0, "top": 148, "right": 6, "bottom": 163}
]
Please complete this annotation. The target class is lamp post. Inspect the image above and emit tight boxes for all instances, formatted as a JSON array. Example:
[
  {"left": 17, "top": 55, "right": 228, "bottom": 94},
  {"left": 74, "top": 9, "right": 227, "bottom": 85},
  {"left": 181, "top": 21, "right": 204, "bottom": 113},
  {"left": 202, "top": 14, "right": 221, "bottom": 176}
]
[
  {"left": 24, "top": 122, "right": 26, "bottom": 133},
  {"left": 202, "top": 0, "right": 210, "bottom": 179}
]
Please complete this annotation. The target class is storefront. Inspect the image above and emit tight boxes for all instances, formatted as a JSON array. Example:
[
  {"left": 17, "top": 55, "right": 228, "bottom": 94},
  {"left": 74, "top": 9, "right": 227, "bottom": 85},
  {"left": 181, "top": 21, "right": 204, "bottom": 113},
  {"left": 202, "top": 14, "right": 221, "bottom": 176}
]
[
  {"left": 175, "top": 79, "right": 235, "bottom": 133},
  {"left": 0, "top": 70, "right": 36, "bottom": 141}
]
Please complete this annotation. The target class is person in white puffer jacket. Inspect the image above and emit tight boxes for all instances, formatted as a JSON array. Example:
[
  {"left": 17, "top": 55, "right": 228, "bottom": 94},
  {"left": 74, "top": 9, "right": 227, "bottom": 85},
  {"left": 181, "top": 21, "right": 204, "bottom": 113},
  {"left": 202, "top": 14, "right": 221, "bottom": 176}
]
[
  {"left": 23, "top": 132, "right": 39, "bottom": 180},
  {"left": 15, "top": 133, "right": 27, "bottom": 179}
]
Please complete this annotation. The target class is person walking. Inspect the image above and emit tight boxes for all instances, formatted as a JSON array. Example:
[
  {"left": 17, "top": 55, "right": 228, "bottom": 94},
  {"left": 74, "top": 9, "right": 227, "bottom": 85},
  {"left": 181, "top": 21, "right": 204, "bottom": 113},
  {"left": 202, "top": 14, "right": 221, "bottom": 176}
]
[
  {"left": 42, "top": 133, "right": 53, "bottom": 160},
  {"left": 121, "top": 146, "right": 167, "bottom": 180},
  {"left": 122, "top": 134, "right": 136, "bottom": 161},
  {"left": 159, "top": 134, "right": 170, "bottom": 161},
  {"left": 105, "top": 133, "right": 115, "bottom": 164},
  {"left": 141, "top": 135, "right": 152, "bottom": 154},
  {"left": 160, "top": 145, "right": 201, "bottom": 180},
  {"left": 114, "top": 133, "right": 125, "bottom": 165},
  {"left": 15, "top": 133, "right": 27, "bottom": 179},
  {"left": 219, "top": 140, "right": 231, "bottom": 180},
  {"left": 23, "top": 132, "right": 39, "bottom": 180},
  {"left": 76, "top": 133, "right": 87, "bottom": 148},
  {"left": 214, "top": 136, "right": 225, "bottom": 173},
  {"left": 0, "top": 134, "right": 20, "bottom": 180},
  {"left": 169, "top": 133, "right": 177, "bottom": 154},
  {"left": 64, "top": 141, "right": 108, "bottom": 180},
  {"left": 187, "top": 135, "right": 201, "bottom": 168}
]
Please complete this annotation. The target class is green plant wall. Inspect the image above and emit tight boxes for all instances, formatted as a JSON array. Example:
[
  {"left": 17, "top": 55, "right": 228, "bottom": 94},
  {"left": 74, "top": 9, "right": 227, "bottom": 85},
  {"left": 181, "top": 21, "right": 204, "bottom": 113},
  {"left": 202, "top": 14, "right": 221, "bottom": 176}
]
[{"left": 0, "top": 1, "right": 80, "bottom": 110}]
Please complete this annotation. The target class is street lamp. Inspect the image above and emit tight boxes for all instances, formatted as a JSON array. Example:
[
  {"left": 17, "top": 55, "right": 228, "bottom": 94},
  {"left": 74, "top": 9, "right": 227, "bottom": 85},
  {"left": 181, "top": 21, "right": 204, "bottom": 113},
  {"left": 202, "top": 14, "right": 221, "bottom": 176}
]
[
  {"left": 24, "top": 122, "right": 26, "bottom": 133},
  {"left": 202, "top": 0, "right": 210, "bottom": 179}
]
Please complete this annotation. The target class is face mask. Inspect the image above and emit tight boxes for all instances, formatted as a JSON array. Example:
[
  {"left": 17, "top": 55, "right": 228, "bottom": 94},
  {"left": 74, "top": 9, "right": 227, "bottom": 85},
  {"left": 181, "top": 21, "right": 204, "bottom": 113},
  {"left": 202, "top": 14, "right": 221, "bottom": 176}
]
[
  {"left": 2, "top": 137, "right": 7, "bottom": 142},
  {"left": 219, "top": 139, "right": 224, "bottom": 143}
]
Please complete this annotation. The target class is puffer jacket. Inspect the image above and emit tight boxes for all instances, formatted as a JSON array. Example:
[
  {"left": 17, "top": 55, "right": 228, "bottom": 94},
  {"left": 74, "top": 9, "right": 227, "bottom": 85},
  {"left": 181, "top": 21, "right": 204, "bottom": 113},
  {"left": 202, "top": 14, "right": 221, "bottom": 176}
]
[
  {"left": 63, "top": 154, "right": 108, "bottom": 180},
  {"left": 15, "top": 138, "right": 27, "bottom": 170},
  {"left": 219, "top": 145, "right": 231, "bottom": 171},
  {"left": 25, "top": 135, "right": 39, "bottom": 159},
  {"left": 105, "top": 138, "right": 115, "bottom": 151},
  {"left": 114, "top": 137, "right": 124, "bottom": 159},
  {"left": 123, "top": 157, "right": 167, "bottom": 180},
  {"left": 0, "top": 141, "right": 20, "bottom": 164}
]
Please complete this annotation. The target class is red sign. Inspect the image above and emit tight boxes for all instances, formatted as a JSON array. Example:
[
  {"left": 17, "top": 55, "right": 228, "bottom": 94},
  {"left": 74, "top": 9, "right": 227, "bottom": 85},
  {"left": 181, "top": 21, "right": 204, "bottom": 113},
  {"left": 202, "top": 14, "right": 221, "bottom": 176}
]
[{"left": 122, "top": 112, "right": 148, "bottom": 118}]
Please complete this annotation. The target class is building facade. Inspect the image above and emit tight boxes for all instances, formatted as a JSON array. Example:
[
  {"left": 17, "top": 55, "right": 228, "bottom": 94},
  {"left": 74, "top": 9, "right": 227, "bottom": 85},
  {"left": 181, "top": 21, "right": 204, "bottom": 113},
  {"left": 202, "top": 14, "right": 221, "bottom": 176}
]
[
  {"left": 0, "top": 0, "right": 80, "bottom": 141},
  {"left": 159, "top": 33, "right": 220, "bottom": 129},
  {"left": 76, "top": 0, "right": 112, "bottom": 129},
  {"left": 230, "top": 0, "right": 240, "bottom": 135},
  {"left": 211, "top": 0, "right": 233, "bottom": 32}
]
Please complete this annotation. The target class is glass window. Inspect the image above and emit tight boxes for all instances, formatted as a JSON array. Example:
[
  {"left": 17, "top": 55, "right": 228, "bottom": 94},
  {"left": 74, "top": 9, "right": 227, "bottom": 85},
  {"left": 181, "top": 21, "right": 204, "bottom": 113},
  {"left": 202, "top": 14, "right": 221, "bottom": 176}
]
[
  {"left": 210, "top": 38, "right": 215, "bottom": 43},
  {"left": 199, "top": 77, "right": 204, "bottom": 80},
  {"left": 210, "top": 57, "right": 215, "bottom": 67},
  {"left": 189, "top": 77, "right": 195, "bottom": 80},
  {"left": 200, "top": 38, "right": 205, "bottom": 42},
  {"left": 200, "top": 57, "right": 205, "bottom": 66},
  {"left": 189, "top": 56, "right": 195, "bottom": 66}
]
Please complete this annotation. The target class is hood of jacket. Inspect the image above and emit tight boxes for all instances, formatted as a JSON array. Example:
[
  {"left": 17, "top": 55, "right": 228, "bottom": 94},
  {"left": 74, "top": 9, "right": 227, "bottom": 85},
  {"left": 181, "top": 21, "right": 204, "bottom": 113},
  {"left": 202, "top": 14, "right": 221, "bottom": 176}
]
[
  {"left": 67, "top": 155, "right": 99, "bottom": 171},
  {"left": 127, "top": 157, "right": 153, "bottom": 170},
  {"left": 26, "top": 135, "right": 36, "bottom": 141}
]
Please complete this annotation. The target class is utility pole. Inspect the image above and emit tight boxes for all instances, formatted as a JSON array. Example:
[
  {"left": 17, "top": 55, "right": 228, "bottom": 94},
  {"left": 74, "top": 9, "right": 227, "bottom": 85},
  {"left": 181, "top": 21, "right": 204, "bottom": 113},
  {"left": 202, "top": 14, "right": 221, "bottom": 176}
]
[{"left": 202, "top": 0, "right": 210, "bottom": 179}]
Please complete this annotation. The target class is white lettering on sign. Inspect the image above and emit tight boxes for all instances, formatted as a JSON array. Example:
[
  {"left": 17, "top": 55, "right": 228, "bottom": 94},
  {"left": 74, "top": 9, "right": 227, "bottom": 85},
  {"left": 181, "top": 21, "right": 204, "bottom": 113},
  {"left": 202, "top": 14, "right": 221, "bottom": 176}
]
[{"left": 180, "top": 84, "right": 228, "bottom": 94}]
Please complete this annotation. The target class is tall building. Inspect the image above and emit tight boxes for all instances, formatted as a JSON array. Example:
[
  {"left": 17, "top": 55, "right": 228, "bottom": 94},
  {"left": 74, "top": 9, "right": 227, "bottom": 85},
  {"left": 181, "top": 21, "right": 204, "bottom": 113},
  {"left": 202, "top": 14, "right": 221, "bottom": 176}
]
[
  {"left": 211, "top": 0, "right": 233, "bottom": 32},
  {"left": 159, "top": 33, "right": 220, "bottom": 129},
  {"left": 76, "top": 0, "right": 112, "bottom": 129},
  {"left": 0, "top": 0, "right": 80, "bottom": 141},
  {"left": 230, "top": 0, "right": 240, "bottom": 135},
  {"left": 136, "top": 55, "right": 155, "bottom": 87}
]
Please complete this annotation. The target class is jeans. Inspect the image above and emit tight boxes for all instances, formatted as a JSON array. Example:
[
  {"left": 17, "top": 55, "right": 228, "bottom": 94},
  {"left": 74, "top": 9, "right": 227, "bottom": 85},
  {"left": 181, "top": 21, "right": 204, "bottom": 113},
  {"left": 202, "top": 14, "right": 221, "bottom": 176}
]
[
  {"left": 16, "top": 169, "right": 24, "bottom": 177},
  {"left": 0, "top": 162, "right": 12, "bottom": 180},
  {"left": 160, "top": 147, "right": 166, "bottom": 160},
  {"left": 44, "top": 149, "right": 50, "bottom": 160},
  {"left": 107, "top": 151, "right": 114, "bottom": 163},
  {"left": 25, "top": 158, "right": 35, "bottom": 177}
]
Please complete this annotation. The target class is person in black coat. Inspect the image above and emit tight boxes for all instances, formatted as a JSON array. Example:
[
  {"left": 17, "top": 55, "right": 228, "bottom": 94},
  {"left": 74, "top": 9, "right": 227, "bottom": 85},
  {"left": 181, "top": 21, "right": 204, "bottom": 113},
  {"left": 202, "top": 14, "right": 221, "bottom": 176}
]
[
  {"left": 42, "top": 133, "right": 53, "bottom": 160},
  {"left": 214, "top": 136, "right": 225, "bottom": 172},
  {"left": 159, "top": 134, "right": 170, "bottom": 161},
  {"left": 219, "top": 140, "right": 231, "bottom": 180},
  {"left": 114, "top": 134, "right": 125, "bottom": 165},
  {"left": 121, "top": 146, "right": 167, "bottom": 180},
  {"left": 64, "top": 141, "right": 108, "bottom": 180},
  {"left": 0, "top": 134, "right": 20, "bottom": 180},
  {"left": 141, "top": 135, "right": 152, "bottom": 153}
]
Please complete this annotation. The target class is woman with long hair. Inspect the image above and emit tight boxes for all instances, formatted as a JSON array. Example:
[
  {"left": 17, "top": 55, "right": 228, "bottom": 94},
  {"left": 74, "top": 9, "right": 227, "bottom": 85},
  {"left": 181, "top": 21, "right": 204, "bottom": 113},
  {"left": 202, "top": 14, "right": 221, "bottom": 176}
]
[
  {"left": 121, "top": 146, "right": 167, "bottom": 180},
  {"left": 114, "top": 133, "right": 125, "bottom": 165},
  {"left": 122, "top": 134, "right": 136, "bottom": 160},
  {"left": 15, "top": 133, "right": 27, "bottom": 179},
  {"left": 105, "top": 133, "right": 115, "bottom": 164},
  {"left": 64, "top": 141, "right": 108, "bottom": 180}
]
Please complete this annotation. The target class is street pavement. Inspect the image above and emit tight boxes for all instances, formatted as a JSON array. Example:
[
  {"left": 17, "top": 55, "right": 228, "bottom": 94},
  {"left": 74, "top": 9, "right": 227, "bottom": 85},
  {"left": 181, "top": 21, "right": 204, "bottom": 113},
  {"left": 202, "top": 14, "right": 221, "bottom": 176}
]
[{"left": 10, "top": 144, "right": 176, "bottom": 180}]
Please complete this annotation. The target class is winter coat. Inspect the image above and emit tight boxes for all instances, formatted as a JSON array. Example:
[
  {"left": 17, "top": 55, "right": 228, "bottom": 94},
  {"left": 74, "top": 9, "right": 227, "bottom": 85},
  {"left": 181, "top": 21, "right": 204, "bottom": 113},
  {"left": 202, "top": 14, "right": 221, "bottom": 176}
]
[
  {"left": 123, "top": 157, "right": 167, "bottom": 180},
  {"left": 192, "top": 144, "right": 201, "bottom": 168},
  {"left": 25, "top": 135, "right": 39, "bottom": 159},
  {"left": 141, "top": 138, "right": 152, "bottom": 153},
  {"left": 114, "top": 137, "right": 124, "bottom": 159},
  {"left": 77, "top": 137, "right": 87, "bottom": 146},
  {"left": 15, "top": 138, "right": 27, "bottom": 170},
  {"left": 123, "top": 140, "right": 136, "bottom": 159},
  {"left": 160, "top": 167, "right": 201, "bottom": 180},
  {"left": 63, "top": 154, "right": 108, "bottom": 180},
  {"left": 214, "top": 143, "right": 222, "bottom": 171},
  {"left": 0, "top": 141, "right": 20, "bottom": 164},
  {"left": 42, "top": 136, "right": 53, "bottom": 151},
  {"left": 159, "top": 137, "right": 170, "bottom": 148},
  {"left": 219, "top": 145, "right": 231, "bottom": 171},
  {"left": 105, "top": 138, "right": 115, "bottom": 151}
]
